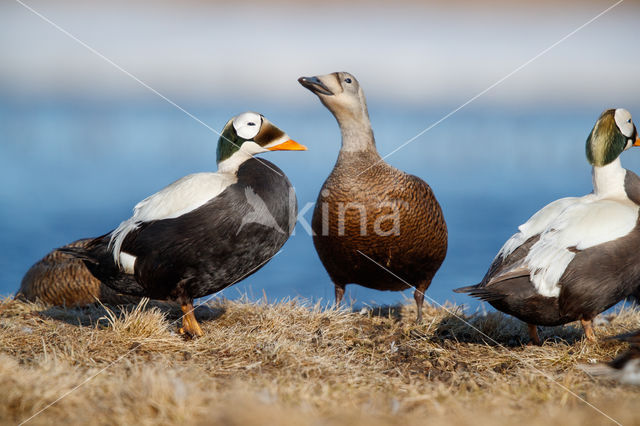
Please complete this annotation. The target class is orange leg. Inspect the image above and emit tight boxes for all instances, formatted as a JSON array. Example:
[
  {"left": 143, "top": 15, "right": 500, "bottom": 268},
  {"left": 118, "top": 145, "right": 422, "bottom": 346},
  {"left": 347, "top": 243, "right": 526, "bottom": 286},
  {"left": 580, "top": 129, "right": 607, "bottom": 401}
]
[
  {"left": 581, "top": 319, "right": 596, "bottom": 343},
  {"left": 527, "top": 323, "right": 541, "bottom": 346},
  {"left": 179, "top": 302, "right": 203, "bottom": 338}
]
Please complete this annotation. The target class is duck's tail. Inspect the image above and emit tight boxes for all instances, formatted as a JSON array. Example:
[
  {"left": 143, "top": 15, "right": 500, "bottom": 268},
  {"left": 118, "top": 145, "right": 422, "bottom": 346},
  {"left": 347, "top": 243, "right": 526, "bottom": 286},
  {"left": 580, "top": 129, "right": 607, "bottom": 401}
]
[
  {"left": 453, "top": 284, "right": 479, "bottom": 294},
  {"left": 59, "top": 235, "right": 147, "bottom": 297},
  {"left": 453, "top": 284, "right": 505, "bottom": 302}
]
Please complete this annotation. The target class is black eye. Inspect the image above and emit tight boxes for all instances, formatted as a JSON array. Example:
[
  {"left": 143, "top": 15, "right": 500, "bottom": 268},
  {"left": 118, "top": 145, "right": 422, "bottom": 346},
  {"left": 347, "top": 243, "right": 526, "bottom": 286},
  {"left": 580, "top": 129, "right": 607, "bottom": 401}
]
[
  {"left": 247, "top": 122, "right": 256, "bottom": 126},
  {"left": 628, "top": 119, "right": 632, "bottom": 123},
  {"left": 344, "top": 78, "right": 352, "bottom": 84}
]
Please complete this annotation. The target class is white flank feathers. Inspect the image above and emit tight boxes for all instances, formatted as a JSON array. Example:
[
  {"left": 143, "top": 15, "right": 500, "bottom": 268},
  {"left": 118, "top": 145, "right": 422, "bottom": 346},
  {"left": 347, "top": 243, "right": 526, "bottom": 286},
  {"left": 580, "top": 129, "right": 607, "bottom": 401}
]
[
  {"left": 109, "top": 172, "right": 237, "bottom": 266},
  {"left": 496, "top": 159, "right": 638, "bottom": 298},
  {"left": 119, "top": 252, "right": 137, "bottom": 274},
  {"left": 524, "top": 197, "right": 637, "bottom": 297},
  {"left": 498, "top": 197, "right": 580, "bottom": 258}
]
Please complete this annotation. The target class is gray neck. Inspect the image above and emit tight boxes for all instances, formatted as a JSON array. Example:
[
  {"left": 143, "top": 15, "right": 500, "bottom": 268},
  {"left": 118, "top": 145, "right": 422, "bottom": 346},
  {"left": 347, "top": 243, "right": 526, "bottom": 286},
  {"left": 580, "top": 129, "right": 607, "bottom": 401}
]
[{"left": 336, "top": 114, "right": 378, "bottom": 154}]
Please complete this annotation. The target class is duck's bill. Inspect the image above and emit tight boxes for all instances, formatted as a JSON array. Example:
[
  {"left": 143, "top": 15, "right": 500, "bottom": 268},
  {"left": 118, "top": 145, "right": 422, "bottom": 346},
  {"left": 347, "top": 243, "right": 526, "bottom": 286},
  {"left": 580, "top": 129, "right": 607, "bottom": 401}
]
[
  {"left": 268, "top": 139, "right": 308, "bottom": 151},
  {"left": 634, "top": 136, "right": 640, "bottom": 147},
  {"left": 297, "top": 76, "right": 333, "bottom": 96}
]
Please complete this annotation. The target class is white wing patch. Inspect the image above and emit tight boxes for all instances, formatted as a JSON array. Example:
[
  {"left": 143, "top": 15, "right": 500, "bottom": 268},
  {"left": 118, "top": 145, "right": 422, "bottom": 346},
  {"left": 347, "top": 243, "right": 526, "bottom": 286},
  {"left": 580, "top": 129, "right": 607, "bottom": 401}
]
[
  {"left": 497, "top": 195, "right": 638, "bottom": 298},
  {"left": 109, "top": 172, "right": 237, "bottom": 266},
  {"left": 499, "top": 196, "right": 580, "bottom": 258},
  {"left": 119, "top": 252, "right": 137, "bottom": 274}
]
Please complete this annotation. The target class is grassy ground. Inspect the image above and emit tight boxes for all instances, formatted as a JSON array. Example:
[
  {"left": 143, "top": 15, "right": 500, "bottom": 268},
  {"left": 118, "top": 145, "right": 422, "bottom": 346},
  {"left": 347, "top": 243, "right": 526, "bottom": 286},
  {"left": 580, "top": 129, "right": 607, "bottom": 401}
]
[{"left": 0, "top": 297, "right": 638, "bottom": 426}]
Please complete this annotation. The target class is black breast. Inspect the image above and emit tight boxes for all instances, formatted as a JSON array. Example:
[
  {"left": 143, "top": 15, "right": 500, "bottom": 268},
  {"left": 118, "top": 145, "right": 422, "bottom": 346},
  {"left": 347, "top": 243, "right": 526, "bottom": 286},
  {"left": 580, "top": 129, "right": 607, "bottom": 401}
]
[
  {"left": 625, "top": 170, "right": 640, "bottom": 205},
  {"left": 123, "top": 158, "right": 296, "bottom": 301},
  {"left": 555, "top": 169, "right": 640, "bottom": 319},
  {"left": 558, "top": 216, "right": 640, "bottom": 320}
]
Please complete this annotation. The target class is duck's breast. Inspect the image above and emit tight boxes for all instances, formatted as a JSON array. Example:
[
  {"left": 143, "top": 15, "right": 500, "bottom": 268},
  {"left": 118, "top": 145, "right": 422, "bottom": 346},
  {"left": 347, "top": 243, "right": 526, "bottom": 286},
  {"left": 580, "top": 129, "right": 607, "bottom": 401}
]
[{"left": 123, "top": 159, "right": 296, "bottom": 299}]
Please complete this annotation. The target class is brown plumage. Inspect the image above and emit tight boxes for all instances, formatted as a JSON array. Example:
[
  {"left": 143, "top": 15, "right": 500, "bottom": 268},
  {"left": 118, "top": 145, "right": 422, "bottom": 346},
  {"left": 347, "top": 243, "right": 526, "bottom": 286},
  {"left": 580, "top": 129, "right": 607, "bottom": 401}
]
[
  {"left": 299, "top": 72, "right": 447, "bottom": 322},
  {"left": 17, "top": 239, "right": 140, "bottom": 306}
]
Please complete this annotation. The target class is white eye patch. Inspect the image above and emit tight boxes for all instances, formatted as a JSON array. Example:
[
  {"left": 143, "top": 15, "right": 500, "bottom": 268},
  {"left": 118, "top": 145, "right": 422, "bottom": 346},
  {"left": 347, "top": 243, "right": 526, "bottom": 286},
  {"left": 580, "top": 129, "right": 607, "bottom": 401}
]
[
  {"left": 233, "top": 112, "right": 262, "bottom": 140},
  {"left": 614, "top": 108, "right": 634, "bottom": 138}
]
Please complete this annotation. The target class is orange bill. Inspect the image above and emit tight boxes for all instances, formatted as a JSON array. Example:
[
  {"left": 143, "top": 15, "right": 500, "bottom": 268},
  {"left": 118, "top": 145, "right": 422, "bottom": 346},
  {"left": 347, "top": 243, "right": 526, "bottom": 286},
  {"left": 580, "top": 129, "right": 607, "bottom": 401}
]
[
  {"left": 268, "top": 139, "right": 307, "bottom": 151},
  {"left": 634, "top": 136, "right": 640, "bottom": 147}
]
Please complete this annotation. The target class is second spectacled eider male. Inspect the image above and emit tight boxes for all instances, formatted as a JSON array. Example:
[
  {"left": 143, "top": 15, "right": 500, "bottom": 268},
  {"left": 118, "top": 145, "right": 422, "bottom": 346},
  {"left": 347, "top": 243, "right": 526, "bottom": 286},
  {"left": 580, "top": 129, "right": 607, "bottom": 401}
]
[
  {"left": 456, "top": 108, "right": 640, "bottom": 344},
  {"left": 298, "top": 72, "right": 447, "bottom": 322},
  {"left": 64, "top": 112, "right": 306, "bottom": 337}
]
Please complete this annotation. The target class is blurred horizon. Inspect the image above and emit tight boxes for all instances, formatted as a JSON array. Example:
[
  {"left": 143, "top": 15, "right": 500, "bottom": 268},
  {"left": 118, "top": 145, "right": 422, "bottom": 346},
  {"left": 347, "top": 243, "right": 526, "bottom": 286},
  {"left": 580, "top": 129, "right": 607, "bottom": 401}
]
[{"left": 1, "top": 0, "right": 639, "bottom": 107}]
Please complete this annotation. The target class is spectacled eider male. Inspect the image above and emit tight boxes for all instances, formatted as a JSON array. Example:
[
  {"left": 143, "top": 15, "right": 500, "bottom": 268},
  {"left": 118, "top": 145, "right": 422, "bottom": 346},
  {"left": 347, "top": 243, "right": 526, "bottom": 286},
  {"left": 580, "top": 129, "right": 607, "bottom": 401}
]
[
  {"left": 581, "top": 330, "right": 640, "bottom": 385},
  {"left": 17, "top": 238, "right": 140, "bottom": 306},
  {"left": 455, "top": 108, "right": 640, "bottom": 345},
  {"left": 298, "top": 72, "right": 447, "bottom": 322},
  {"left": 64, "top": 112, "right": 306, "bottom": 336}
]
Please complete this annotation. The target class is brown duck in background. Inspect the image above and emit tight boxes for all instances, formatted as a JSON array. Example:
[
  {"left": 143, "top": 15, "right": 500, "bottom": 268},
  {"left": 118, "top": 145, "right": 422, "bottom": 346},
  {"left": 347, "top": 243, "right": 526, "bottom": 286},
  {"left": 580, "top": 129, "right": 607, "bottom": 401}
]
[
  {"left": 298, "top": 72, "right": 447, "bottom": 322},
  {"left": 17, "top": 239, "right": 140, "bottom": 306}
]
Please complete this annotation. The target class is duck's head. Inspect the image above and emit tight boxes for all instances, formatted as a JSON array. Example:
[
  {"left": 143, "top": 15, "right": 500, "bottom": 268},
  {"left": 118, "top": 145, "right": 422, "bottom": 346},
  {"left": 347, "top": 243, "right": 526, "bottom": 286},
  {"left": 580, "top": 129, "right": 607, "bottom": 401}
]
[
  {"left": 586, "top": 108, "right": 639, "bottom": 166},
  {"left": 298, "top": 72, "right": 370, "bottom": 123},
  {"left": 216, "top": 112, "right": 306, "bottom": 170}
]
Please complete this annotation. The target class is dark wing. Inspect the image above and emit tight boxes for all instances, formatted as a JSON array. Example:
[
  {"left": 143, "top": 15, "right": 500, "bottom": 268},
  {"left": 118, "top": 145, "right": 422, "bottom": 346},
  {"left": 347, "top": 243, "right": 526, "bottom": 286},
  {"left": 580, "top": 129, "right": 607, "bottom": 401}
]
[
  {"left": 59, "top": 234, "right": 147, "bottom": 296},
  {"left": 121, "top": 159, "right": 293, "bottom": 300},
  {"left": 454, "top": 235, "right": 540, "bottom": 298}
]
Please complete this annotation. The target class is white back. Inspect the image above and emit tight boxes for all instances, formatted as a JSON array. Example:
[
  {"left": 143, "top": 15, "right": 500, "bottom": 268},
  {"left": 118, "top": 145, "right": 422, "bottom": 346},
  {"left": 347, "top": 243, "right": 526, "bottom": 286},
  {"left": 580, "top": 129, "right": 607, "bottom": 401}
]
[
  {"left": 524, "top": 197, "right": 637, "bottom": 297},
  {"left": 496, "top": 159, "right": 638, "bottom": 297},
  {"left": 109, "top": 172, "right": 237, "bottom": 265}
]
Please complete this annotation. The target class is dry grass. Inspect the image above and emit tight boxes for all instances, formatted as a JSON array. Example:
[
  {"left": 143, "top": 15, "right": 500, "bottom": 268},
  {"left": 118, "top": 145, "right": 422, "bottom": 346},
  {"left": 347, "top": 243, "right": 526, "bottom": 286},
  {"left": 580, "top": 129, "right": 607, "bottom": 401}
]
[{"left": 0, "top": 296, "right": 638, "bottom": 426}]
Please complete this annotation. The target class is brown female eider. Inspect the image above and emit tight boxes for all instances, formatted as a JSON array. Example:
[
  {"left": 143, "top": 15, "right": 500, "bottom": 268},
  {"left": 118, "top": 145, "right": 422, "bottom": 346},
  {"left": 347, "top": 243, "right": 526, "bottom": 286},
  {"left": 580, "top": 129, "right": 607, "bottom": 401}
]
[
  {"left": 63, "top": 112, "right": 306, "bottom": 337},
  {"left": 455, "top": 108, "right": 640, "bottom": 345},
  {"left": 17, "top": 239, "right": 139, "bottom": 306},
  {"left": 298, "top": 72, "right": 447, "bottom": 322}
]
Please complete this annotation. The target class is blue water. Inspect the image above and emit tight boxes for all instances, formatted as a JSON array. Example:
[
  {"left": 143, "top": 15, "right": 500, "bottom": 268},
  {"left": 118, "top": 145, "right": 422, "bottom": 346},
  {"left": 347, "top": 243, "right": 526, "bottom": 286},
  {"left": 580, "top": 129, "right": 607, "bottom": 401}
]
[{"left": 2, "top": 96, "right": 640, "bottom": 310}]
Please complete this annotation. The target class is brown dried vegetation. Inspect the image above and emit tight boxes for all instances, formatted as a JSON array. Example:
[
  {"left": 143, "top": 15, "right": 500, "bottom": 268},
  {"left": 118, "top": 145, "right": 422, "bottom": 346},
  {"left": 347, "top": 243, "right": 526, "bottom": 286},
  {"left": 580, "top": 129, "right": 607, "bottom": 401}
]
[{"left": 0, "top": 297, "right": 638, "bottom": 425}]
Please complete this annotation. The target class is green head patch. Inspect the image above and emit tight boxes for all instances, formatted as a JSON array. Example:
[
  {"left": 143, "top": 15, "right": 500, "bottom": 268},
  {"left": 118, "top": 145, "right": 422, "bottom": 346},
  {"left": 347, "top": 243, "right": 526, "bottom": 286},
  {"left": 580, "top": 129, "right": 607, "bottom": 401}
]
[
  {"left": 216, "top": 119, "right": 243, "bottom": 164},
  {"left": 586, "top": 109, "right": 627, "bottom": 167},
  {"left": 215, "top": 112, "right": 303, "bottom": 166}
]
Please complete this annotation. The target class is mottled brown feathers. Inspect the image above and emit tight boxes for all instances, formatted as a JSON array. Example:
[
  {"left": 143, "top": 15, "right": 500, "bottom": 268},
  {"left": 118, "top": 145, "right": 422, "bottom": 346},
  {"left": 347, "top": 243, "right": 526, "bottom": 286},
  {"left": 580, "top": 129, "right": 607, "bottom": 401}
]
[
  {"left": 17, "top": 239, "right": 140, "bottom": 307},
  {"left": 312, "top": 149, "right": 448, "bottom": 295},
  {"left": 298, "top": 72, "right": 448, "bottom": 322}
]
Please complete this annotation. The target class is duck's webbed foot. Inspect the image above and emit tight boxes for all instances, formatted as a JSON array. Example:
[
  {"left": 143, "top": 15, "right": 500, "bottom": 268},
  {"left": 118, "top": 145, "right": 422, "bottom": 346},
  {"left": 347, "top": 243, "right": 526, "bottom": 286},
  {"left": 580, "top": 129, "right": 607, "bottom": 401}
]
[
  {"left": 580, "top": 318, "right": 597, "bottom": 343},
  {"left": 179, "top": 302, "right": 204, "bottom": 338}
]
